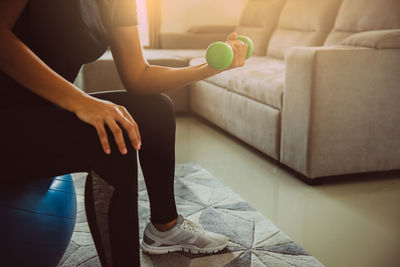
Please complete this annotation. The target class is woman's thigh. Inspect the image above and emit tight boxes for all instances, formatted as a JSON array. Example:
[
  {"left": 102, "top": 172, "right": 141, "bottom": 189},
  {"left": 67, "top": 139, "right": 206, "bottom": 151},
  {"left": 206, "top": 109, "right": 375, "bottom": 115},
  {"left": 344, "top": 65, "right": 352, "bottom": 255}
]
[
  {"left": 0, "top": 105, "right": 136, "bottom": 184},
  {"left": 0, "top": 105, "right": 101, "bottom": 181},
  {"left": 0, "top": 90, "right": 173, "bottom": 183}
]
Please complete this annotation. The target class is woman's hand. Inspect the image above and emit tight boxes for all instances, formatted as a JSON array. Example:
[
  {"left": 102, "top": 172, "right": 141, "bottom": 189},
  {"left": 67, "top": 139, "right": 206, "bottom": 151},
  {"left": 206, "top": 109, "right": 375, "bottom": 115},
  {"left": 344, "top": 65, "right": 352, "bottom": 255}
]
[
  {"left": 225, "top": 32, "right": 248, "bottom": 70},
  {"left": 74, "top": 95, "right": 141, "bottom": 155}
]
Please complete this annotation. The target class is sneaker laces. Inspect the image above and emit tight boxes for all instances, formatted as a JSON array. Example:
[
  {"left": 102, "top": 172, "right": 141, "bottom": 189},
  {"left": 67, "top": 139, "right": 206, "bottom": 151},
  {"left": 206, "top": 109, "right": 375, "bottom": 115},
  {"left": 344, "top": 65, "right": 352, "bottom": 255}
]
[{"left": 181, "top": 218, "right": 204, "bottom": 233}]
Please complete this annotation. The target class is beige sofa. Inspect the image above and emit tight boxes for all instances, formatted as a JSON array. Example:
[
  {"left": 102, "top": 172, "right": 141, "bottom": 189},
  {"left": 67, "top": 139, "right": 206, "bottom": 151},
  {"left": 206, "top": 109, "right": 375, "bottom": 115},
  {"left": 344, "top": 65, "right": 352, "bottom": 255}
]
[{"left": 77, "top": 0, "right": 400, "bottom": 181}]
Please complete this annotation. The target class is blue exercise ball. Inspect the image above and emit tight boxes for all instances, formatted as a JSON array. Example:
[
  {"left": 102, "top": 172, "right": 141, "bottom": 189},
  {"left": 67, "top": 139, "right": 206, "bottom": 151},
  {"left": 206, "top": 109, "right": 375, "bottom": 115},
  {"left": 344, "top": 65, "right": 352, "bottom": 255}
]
[{"left": 0, "top": 174, "right": 77, "bottom": 267}]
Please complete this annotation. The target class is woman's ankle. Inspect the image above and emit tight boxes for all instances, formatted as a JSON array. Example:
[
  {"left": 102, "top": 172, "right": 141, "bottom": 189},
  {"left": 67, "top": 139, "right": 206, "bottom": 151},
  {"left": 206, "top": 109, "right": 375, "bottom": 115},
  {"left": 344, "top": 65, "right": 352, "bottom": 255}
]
[{"left": 153, "top": 218, "right": 178, "bottom": 232}]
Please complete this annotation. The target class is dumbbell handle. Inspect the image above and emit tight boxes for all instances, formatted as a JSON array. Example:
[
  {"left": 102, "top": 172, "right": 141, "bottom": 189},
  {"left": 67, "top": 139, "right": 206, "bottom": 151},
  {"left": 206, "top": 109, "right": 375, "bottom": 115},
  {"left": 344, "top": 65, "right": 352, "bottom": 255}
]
[{"left": 236, "top": 35, "right": 253, "bottom": 60}]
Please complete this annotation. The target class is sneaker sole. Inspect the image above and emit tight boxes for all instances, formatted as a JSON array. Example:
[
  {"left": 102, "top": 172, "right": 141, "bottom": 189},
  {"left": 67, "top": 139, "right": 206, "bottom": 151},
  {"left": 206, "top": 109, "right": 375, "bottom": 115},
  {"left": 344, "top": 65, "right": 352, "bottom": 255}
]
[{"left": 140, "top": 240, "right": 228, "bottom": 255}]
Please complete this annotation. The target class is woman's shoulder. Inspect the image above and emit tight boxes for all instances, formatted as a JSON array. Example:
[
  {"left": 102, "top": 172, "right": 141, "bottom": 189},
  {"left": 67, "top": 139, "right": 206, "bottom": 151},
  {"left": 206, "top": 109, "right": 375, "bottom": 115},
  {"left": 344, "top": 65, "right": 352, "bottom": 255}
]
[{"left": 97, "top": 0, "right": 138, "bottom": 28}]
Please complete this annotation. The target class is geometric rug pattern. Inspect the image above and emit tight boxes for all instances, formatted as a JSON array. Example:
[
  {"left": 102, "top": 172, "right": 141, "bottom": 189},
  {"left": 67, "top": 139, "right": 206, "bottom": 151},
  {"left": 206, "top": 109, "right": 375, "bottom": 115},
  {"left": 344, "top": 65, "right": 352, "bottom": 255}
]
[{"left": 58, "top": 163, "right": 324, "bottom": 266}]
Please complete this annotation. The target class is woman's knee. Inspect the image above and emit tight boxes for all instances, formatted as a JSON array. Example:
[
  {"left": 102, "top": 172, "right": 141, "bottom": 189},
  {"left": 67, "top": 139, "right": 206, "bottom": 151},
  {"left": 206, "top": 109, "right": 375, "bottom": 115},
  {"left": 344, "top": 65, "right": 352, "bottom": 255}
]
[
  {"left": 93, "top": 91, "right": 175, "bottom": 124},
  {"left": 151, "top": 94, "right": 176, "bottom": 133},
  {"left": 159, "top": 93, "right": 175, "bottom": 113},
  {"left": 127, "top": 93, "right": 176, "bottom": 130},
  {"left": 94, "top": 91, "right": 176, "bottom": 137},
  {"left": 146, "top": 93, "right": 175, "bottom": 119}
]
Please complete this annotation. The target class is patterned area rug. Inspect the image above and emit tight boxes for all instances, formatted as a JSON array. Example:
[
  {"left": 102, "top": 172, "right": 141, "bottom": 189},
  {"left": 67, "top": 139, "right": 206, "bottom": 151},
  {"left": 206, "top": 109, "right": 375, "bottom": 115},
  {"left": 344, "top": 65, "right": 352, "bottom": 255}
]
[{"left": 58, "top": 163, "right": 324, "bottom": 266}]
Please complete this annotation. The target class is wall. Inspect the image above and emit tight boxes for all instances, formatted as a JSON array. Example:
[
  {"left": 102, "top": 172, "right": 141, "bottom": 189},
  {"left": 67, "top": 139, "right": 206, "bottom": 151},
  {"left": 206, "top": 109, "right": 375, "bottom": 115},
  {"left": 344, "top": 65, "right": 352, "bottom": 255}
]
[{"left": 161, "top": 0, "right": 249, "bottom": 33}]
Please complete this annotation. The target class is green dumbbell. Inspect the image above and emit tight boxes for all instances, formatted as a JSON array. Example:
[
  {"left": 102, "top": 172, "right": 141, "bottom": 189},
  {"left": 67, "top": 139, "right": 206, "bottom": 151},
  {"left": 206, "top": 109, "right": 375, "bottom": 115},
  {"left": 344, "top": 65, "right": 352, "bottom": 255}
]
[{"left": 206, "top": 35, "right": 254, "bottom": 71}]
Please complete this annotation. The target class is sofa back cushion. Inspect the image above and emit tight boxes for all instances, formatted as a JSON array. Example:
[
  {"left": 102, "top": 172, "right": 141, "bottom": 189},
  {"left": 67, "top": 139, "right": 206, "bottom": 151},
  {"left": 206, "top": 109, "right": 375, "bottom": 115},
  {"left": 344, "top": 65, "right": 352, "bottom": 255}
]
[
  {"left": 325, "top": 0, "right": 400, "bottom": 45},
  {"left": 235, "top": 0, "right": 286, "bottom": 56},
  {"left": 267, "top": 0, "right": 342, "bottom": 59}
]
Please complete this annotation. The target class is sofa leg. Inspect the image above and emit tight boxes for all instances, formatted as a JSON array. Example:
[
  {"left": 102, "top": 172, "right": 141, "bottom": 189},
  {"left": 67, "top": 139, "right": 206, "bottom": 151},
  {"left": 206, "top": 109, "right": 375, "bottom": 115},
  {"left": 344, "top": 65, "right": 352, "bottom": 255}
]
[
  {"left": 280, "top": 164, "right": 322, "bottom": 185},
  {"left": 299, "top": 176, "right": 323, "bottom": 186}
]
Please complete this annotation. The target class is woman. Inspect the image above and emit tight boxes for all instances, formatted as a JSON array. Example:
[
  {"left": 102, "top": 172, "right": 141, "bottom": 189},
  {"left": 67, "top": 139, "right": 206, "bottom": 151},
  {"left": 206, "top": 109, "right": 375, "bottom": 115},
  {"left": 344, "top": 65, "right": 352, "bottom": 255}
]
[{"left": 0, "top": 0, "right": 248, "bottom": 266}]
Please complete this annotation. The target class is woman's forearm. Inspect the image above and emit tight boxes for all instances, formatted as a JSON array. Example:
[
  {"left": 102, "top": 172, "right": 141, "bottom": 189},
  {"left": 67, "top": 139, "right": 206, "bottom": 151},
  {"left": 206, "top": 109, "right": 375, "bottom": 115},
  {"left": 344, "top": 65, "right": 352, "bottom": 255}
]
[
  {"left": 126, "top": 62, "right": 220, "bottom": 95},
  {"left": 109, "top": 26, "right": 224, "bottom": 95},
  {"left": 0, "top": 29, "right": 89, "bottom": 112}
]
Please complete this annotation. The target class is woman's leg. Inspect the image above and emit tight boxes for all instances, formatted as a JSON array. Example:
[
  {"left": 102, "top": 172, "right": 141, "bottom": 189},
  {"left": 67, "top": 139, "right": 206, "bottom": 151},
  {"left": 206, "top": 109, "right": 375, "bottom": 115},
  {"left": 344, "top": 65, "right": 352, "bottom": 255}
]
[
  {"left": 84, "top": 169, "right": 139, "bottom": 267},
  {"left": 1, "top": 104, "right": 140, "bottom": 267},
  {"left": 94, "top": 91, "right": 228, "bottom": 256},
  {"left": 89, "top": 91, "right": 228, "bottom": 255},
  {"left": 91, "top": 91, "right": 179, "bottom": 225}
]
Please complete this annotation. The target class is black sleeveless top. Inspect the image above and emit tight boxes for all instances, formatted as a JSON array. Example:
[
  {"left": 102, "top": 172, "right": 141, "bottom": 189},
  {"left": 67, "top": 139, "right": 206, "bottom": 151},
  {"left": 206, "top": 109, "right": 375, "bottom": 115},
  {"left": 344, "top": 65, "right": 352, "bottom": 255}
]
[{"left": 0, "top": 0, "right": 138, "bottom": 108}]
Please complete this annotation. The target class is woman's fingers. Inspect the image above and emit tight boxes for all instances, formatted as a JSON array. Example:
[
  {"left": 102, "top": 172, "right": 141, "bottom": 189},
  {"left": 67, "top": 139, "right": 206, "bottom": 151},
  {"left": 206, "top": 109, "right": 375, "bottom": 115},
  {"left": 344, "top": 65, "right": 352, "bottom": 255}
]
[
  {"left": 95, "top": 124, "right": 111, "bottom": 154},
  {"left": 119, "top": 106, "right": 134, "bottom": 124},
  {"left": 105, "top": 106, "right": 141, "bottom": 154},
  {"left": 225, "top": 33, "right": 248, "bottom": 69},
  {"left": 119, "top": 107, "right": 142, "bottom": 148},
  {"left": 115, "top": 111, "right": 141, "bottom": 150},
  {"left": 226, "top": 32, "right": 237, "bottom": 42},
  {"left": 78, "top": 98, "right": 141, "bottom": 154},
  {"left": 232, "top": 41, "right": 247, "bottom": 66},
  {"left": 105, "top": 118, "right": 128, "bottom": 154}
]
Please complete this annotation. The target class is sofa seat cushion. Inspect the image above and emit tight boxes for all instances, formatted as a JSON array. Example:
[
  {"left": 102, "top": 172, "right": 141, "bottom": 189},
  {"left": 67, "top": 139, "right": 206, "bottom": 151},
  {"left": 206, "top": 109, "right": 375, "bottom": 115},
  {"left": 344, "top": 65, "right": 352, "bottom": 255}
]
[{"left": 190, "top": 56, "right": 285, "bottom": 110}]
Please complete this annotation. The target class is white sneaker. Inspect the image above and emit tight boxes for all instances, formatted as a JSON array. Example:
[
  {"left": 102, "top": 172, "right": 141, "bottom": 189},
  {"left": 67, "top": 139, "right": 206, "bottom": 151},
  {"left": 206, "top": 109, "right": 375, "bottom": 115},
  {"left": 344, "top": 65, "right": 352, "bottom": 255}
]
[{"left": 140, "top": 215, "right": 228, "bottom": 254}]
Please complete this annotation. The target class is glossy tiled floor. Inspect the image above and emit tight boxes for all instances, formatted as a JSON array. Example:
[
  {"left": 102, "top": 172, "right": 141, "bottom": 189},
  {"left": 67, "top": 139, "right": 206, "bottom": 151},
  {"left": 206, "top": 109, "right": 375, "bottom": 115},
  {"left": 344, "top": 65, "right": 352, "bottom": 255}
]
[{"left": 175, "top": 116, "right": 400, "bottom": 267}]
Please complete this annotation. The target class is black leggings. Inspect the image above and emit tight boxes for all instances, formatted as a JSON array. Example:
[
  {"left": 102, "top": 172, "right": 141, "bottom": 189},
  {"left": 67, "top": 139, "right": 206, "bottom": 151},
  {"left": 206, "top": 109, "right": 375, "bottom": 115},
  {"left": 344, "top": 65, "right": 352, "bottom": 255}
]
[{"left": 0, "top": 91, "right": 178, "bottom": 267}]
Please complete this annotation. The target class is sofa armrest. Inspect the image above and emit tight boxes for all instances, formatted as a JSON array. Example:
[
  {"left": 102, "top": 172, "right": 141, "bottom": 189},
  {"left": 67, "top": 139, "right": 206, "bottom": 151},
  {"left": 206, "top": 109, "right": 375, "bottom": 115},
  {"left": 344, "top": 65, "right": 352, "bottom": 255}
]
[
  {"left": 281, "top": 46, "right": 400, "bottom": 178},
  {"left": 160, "top": 32, "right": 228, "bottom": 49},
  {"left": 342, "top": 30, "right": 400, "bottom": 49}
]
